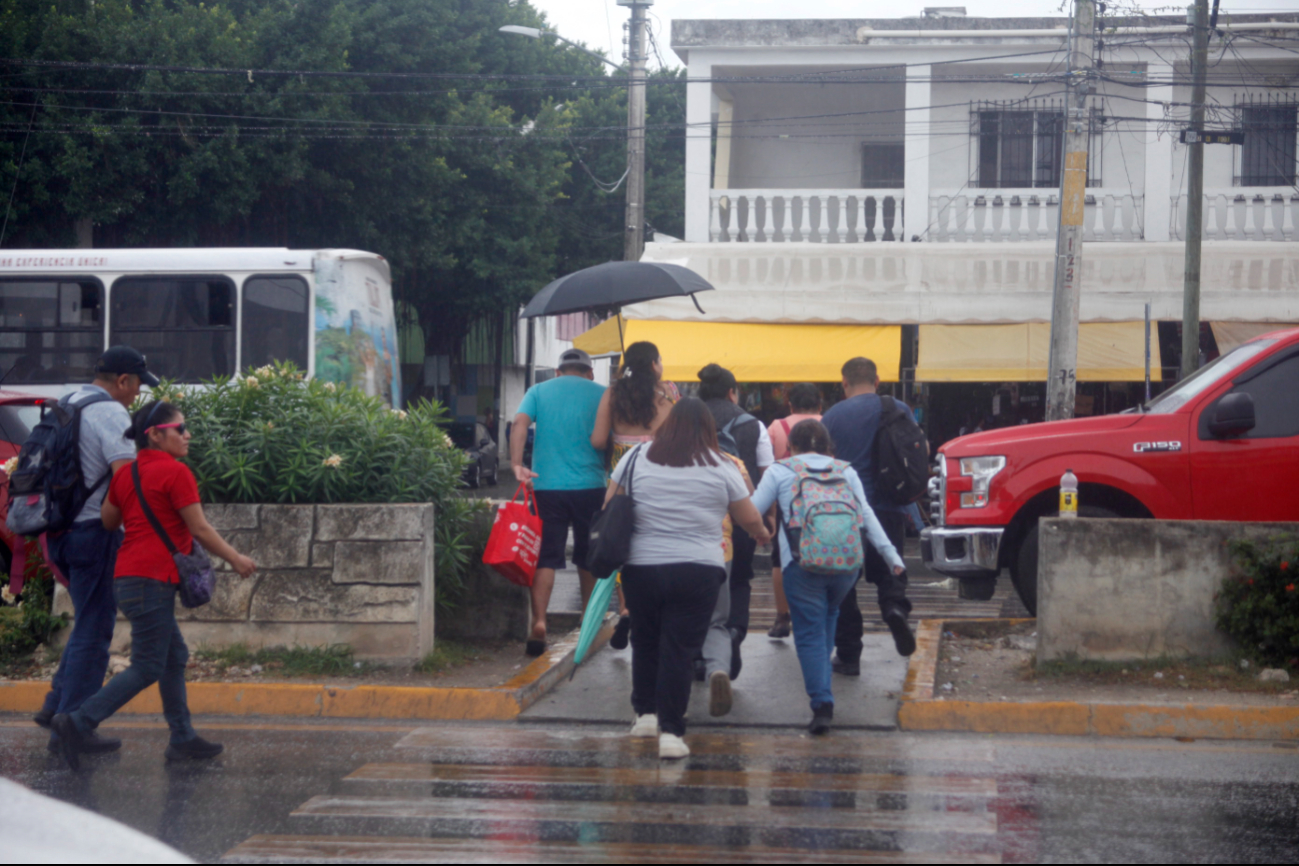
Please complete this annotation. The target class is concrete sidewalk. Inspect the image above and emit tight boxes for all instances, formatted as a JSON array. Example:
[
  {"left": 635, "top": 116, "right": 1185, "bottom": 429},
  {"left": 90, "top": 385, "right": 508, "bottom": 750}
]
[{"left": 522, "top": 631, "right": 909, "bottom": 730}]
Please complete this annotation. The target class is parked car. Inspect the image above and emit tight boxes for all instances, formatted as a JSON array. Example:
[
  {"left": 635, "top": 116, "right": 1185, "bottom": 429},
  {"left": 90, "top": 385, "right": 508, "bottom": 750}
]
[
  {"left": 922, "top": 327, "right": 1299, "bottom": 615},
  {"left": 0, "top": 389, "right": 48, "bottom": 579},
  {"left": 446, "top": 421, "right": 499, "bottom": 489}
]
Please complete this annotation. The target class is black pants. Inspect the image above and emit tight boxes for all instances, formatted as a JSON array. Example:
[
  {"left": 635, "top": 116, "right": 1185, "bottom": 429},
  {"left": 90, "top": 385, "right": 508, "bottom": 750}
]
[
  {"left": 726, "top": 527, "right": 757, "bottom": 641},
  {"left": 835, "top": 510, "right": 911, "bottom": 665},
  {"left": 622, "top": 562, "right": 725, "bottom": 737}
]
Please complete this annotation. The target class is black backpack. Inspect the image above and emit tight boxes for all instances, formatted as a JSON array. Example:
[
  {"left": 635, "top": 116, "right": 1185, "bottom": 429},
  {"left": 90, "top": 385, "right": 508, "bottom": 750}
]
[
  {"left": 873, "top": 395, "right": 930, "bottom": 506},
  {"left": 6, "top": 392, "right": 115, "bottom": 536},
  {"left": 717, "top": 412, "right": 758, "bottom": 460}
]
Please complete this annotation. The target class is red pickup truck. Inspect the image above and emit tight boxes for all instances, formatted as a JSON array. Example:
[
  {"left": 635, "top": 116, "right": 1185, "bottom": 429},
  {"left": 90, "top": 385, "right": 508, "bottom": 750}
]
[{"left": 921, "top": 326, "right": 1299, "bottom": 615}]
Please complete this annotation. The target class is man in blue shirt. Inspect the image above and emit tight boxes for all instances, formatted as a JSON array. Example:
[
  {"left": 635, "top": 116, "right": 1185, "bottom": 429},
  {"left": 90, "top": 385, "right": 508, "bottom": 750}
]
[
  {"left": 510, "top": 348, "right": 607, "bottom": 656},
  {"left": 819, "top": 357, "right": 915, "bottom": 673}
]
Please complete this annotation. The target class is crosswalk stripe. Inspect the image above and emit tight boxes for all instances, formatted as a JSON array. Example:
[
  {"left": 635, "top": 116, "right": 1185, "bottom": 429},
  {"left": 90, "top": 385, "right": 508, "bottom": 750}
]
[
  {"left": 344, "top": 761, "right": 999, "bottom": 797},
  {"left": 394, "top": 727, "right": 996, "bottom": 763},
  {"left": 291, "top": 793, "right": 999, "bottom": 836},
  {"left": 222, "top": 834, "right": 1004, "bottom": 864}
]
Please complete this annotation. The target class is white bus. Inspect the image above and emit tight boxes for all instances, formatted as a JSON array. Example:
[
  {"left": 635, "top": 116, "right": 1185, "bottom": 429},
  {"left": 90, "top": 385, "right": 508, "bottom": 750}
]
[{"left": 0, "top": 248, "right": 401, "bottom": 405}]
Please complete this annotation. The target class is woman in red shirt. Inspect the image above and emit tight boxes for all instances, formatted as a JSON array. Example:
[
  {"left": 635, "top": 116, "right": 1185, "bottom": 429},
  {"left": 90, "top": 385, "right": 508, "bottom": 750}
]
[{"left": 51, "top": 401, "right": 256, "bottom": 769}]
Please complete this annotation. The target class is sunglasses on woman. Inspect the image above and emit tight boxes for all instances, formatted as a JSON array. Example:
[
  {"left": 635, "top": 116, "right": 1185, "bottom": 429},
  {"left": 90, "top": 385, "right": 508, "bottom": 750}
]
[{"left": 152, "top": 422, "right": 187, "bottom": 435}]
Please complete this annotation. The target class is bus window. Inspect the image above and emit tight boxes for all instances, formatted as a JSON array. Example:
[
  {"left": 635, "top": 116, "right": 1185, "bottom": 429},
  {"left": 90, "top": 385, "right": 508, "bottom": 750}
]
[
  {"left": 0, "top": 279, "right": 103, "bottom": 383},
  {"left": 110, "top": 276, "right": 235, "bottom": 383},
  {"left": 242, "top": 276, "right": 309, "bottom": 372}
]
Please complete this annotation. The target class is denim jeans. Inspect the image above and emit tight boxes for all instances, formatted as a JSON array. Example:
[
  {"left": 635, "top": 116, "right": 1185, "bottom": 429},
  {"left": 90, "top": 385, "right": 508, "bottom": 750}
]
[
  {"left": 70, "top": 577, "right": 196, "bottom": 745},
  {"left": 783, "top": 562, "right": 859, "bottom": 711},
  {"left": 621, "top": 562, "right": 724, "bottom": 736},
  {"left": 43, "top": 522, "right": 122, "bottom": 720}
]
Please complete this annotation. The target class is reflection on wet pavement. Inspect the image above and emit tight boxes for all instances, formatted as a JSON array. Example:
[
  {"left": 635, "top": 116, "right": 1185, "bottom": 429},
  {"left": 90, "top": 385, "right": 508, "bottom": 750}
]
[{"left": 3, "top": 718, "right": 1299, "bottom": 863}]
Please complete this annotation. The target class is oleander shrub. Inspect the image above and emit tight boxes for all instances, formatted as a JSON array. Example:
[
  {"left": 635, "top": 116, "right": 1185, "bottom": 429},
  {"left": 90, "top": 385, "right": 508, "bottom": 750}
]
[
  {"left": 0, "top": 558, "right": 67, "bottom": 665},
  {"left": 1215, "top": 535, "right": 1299, "bottom": 670},
  {"left": 150, "top": 364, "right": 479, "bottom": 608}
]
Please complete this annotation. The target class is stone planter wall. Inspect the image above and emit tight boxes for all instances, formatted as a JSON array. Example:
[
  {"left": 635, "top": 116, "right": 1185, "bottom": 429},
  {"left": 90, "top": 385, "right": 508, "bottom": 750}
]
[{"left": 57, "top": 503, "right": 436, "bottom": 661}]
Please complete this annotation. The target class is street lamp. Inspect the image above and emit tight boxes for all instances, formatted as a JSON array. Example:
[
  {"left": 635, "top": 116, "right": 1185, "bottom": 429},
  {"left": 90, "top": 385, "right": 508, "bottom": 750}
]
[
  {"left": 497, "top": 25, "right": 625, "bottom": 72},
  {"left": 499, "top": 2, "right": 652, "bottom": 263}
]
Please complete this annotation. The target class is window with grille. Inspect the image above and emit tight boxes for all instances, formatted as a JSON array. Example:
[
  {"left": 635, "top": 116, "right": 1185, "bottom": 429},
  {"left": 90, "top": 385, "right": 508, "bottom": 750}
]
[
  {"left": 861, "top": 143, "right": 905, "bottom": 188},
  {"left": 1237, "top": 98, "right": 1297, "bottom": 187},
  {"left": 973, "top": 102, "right": 1101, "bottom": 189}
]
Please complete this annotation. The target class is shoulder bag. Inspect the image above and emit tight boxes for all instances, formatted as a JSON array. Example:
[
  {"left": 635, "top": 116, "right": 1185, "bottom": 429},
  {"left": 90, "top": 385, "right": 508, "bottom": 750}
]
[
  {"left": 586, "top": 445, "right": 641, "bottom": 580},
  {"left": 131, "top": 462, "right": 216, "bottom": 608}
]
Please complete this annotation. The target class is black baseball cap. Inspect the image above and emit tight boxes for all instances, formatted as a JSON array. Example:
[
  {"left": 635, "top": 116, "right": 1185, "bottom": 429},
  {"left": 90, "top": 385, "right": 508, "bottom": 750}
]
[{"left": 95, "top": 346, "right": 161, "bottom": 387}]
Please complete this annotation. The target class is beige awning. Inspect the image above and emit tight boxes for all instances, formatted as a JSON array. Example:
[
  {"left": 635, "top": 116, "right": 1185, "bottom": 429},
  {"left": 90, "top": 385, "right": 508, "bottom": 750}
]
[
  {"left": 915, "top": 322, "right": 1161, "bottom": 382},
  {"left": 1210, "top": 322, "right": 1299, "bottom": 354}
]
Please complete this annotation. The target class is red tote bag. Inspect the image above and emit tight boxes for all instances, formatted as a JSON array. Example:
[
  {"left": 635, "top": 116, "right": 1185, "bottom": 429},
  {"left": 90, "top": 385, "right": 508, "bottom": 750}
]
[{"left": 482, "top": 483, "right": 544, "bottom": 587}]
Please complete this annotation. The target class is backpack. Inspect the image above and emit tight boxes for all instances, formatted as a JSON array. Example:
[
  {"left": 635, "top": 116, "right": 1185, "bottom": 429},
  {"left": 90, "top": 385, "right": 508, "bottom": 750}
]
[
  {"left": 779, "top": 457, "right": 865, "bottom": 574},
  {"left": 873, "top": 395, "right": 930, "bottom": 506},
  {"left": 718, "top": 412, "right": 758, "bottom": 459},
  {"left": 6, "top": 391, "right": 115, "bottom": 536}
]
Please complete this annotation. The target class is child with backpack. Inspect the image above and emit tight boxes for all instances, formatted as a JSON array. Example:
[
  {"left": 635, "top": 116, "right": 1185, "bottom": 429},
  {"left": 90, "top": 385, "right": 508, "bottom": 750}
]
[{"left": 749, "top": 419, "right": 904, "bottom": 736}]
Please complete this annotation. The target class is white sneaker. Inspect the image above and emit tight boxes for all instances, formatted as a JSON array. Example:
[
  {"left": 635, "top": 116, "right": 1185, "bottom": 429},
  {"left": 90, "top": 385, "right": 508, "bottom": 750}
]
[
  {"left": 629, "top": 714, "right": 659, "bottom": 737},
  {"left": 658, "top": 733, "right": 690, "bottom": 760}
]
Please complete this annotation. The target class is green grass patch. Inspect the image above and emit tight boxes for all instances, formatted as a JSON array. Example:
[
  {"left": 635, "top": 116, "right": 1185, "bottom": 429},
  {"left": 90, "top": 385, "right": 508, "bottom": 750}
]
[
  {"left": 414, "top": 640, "right": 480, "bottom": 675},
  {"left": 195, "top": 642, "right": 374, "bottom": 678}
]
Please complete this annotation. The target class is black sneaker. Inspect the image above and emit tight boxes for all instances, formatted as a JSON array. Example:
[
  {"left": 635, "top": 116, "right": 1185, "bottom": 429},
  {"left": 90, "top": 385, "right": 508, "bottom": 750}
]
[
  {"left": 767, "top": 614, "right": 792, "bottom": 639},
  {"left": 165, "top": 736, "right": 224, "bottom": 761},
  {"left": 33, "top": 706, "right": 54, "bottom": 729},
  {"left": 49, "top": 714, "right": 84, "bottom": 771},
  {"left": 809, "top": 703, "right": 834, "bottom": 735},
  {"left": 692, "top": 657, "right": 706, "bottom": 682},
  {"left": 831, "top": 656, "right": 860, "bottom": 677},
  {"left": 609, "top": 615, "right": 631, "bottom": 650},
  {"left": 884, "top": 609, "right": 917, "bottom": 657}
]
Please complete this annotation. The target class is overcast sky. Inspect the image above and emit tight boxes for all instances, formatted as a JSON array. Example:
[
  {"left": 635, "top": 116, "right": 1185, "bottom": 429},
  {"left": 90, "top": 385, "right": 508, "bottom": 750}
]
[{"left": 523, "top": 0, "right": 1298, "bottom": 68}]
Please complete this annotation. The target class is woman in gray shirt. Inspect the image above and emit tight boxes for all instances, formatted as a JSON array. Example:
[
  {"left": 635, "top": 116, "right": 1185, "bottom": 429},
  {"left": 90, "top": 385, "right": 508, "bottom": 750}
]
[{"left": 606, "top": 398, "right": 770, "bottom": 760}]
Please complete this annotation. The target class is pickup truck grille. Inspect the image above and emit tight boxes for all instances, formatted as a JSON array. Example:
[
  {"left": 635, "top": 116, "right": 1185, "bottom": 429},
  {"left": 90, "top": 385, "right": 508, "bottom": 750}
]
[{"left": 928, "top": 458, "right": 946, "bottom": 526}]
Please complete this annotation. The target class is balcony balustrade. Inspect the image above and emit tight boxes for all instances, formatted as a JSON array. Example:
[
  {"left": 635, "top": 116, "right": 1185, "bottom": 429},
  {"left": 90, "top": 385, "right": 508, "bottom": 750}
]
[
  {"left": 1170, "top": 189, "right": 1299, "bottom": 241},
  {"left": 709, "top": 190, "right": 903, "bottom": 243},
  {"left": 927, "top": 189, "right": 1145, "bottom": 242}
]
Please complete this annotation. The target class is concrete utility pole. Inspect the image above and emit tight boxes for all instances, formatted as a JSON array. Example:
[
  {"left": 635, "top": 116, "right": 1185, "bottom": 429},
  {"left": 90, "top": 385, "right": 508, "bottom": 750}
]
[
  {"left": 619, "top": 0, "right": 652, "bottom": 263},
  {"left": 1045, "top": 0, "right": 1096, "bottom": 422},
  {"left": 1181, "top": 0, "right": 1210, "bottom": 380}
]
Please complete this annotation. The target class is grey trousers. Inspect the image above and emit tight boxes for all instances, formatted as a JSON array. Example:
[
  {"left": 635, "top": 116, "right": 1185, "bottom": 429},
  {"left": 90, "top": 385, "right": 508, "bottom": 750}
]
[{"left": 701, "top": 562, "right": 733, "bottom": 677}]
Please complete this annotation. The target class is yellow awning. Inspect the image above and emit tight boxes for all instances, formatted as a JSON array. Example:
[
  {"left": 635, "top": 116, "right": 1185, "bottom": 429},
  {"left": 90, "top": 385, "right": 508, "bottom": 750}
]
[
  {"left": 915, "top": 322, "right": 1161, "bottom": 383},
  {"left": 574, "top": 317, "right": 902, "bottom": 382},
  {"left": 1210, "top": 322, "right": 1297, "bottom": 354}
]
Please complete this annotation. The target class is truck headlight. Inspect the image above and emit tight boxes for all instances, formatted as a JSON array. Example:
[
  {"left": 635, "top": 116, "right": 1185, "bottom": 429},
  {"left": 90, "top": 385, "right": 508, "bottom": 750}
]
[{"left": 958, "top": 456, "right": 1006, "bottom": 508}]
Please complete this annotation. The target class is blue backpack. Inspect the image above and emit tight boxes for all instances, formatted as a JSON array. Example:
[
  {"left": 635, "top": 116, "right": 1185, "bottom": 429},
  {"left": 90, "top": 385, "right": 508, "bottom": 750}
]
[{"left": 6, "top": 392, "right": 115, "bottom": 536}]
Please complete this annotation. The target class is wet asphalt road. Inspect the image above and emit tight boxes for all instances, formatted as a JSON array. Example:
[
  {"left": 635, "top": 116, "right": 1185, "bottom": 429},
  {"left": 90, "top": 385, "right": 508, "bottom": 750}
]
[{"left": 3, "top": 716, "right": 1298, "bottom": 863}]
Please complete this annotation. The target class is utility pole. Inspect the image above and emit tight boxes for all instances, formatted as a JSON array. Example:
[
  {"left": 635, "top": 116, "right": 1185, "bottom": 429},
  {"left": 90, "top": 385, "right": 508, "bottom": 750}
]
[
  {"left": 1181, "top": 0, "right": 1210, "bottom": 380},
  {"left": 1045, "top": 0, "right": 1096, "bottom": 422},
  {"left": 619, "top": 0, "right": 652, "bottom": 263}
]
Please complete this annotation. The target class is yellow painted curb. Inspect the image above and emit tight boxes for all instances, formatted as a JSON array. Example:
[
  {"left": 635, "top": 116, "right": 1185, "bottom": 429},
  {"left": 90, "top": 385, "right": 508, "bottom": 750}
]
[
  {"left": 898, "top": 619, "right": 1299, "bottom": 741},
  {"left": 0, "top": 617, "right": 614, "bottom": 722}
]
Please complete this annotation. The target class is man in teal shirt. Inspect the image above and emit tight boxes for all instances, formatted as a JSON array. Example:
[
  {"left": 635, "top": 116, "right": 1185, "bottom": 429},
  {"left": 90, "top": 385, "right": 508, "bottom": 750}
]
[{"left": 511, "top": 349, "right": 607, "bottom": 656}]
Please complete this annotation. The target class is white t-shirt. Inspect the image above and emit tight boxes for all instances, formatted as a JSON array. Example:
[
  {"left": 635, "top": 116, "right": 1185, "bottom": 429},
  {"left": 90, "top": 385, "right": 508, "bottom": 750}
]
[{"left": 610, "top": 444, "right": 750, "bottom": 568}]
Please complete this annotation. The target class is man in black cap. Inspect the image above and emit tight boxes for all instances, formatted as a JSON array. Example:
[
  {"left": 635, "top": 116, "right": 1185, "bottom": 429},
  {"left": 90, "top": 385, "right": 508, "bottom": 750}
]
[{"left": 34, "top": 346, "right": 160, "bottom": 755}]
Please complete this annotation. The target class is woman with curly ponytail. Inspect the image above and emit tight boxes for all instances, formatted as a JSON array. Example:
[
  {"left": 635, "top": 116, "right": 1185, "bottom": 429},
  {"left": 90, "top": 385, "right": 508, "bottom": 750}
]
[
  {"left": 589, "top": 341, "right": 678, "bottom": 650},
  {"left": 590, "top": 341, "right": 677, "bottom": 470}
]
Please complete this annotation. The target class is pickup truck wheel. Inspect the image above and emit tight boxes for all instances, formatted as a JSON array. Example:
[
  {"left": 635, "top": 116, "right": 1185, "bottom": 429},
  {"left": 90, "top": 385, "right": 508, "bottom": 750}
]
[{"left": 1012, "top": 506, "right": 1117, "bottom": 616}]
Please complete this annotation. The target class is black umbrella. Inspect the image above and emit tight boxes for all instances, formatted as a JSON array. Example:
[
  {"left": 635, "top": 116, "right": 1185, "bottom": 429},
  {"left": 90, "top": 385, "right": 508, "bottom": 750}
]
[{"left": 520, "top": 261, "right": 713, "bottom": 319}]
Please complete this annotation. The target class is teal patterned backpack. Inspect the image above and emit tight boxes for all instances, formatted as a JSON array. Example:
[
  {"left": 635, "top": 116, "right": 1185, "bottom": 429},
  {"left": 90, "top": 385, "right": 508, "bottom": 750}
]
[{"left": 779, "top": 457, "right": 865, "bottom": 575}]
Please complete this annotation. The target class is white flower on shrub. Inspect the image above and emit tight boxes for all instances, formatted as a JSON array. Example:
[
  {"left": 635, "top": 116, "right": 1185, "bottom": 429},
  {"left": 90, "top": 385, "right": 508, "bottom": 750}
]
[
  {"left": 1, "top": 586, "right": 15, "bottom": 605},
  {"left": 323, "top": 454, "right": 344, "bottom": 468},
  {"left": 245, "top": 376, "right": 259, "bottom": 388},
  {"left": 442, "top": 432, "right": 453, "bottom": 448},
  {"left": 266, "top": 422, "right": 275, "bottom": 430},
  {"left": 392, "top": 409, "right": 408, "bottom": 420},
  {"left": 255, "top": 365, "right": 275, "bottom": 379},
  {"left": 2, "top": 456, "right": 17, "bottom": 476},
  {"left": 323, "top": 381, "right": 337, "bottom": 393}
]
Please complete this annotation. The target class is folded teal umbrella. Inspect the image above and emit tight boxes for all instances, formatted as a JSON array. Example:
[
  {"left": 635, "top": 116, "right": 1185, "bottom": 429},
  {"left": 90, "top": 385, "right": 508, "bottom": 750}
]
[{"left": 571, "top": 573, "right": 618, "bottom": 675}]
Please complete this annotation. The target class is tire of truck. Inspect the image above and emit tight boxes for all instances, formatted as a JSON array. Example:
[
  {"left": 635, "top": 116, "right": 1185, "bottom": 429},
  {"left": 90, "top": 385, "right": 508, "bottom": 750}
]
[{"left": 1011, "top": 505, "right": 1117, "bottom": 616}]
